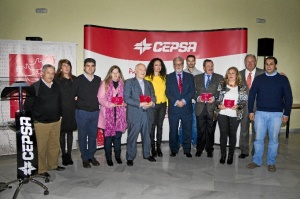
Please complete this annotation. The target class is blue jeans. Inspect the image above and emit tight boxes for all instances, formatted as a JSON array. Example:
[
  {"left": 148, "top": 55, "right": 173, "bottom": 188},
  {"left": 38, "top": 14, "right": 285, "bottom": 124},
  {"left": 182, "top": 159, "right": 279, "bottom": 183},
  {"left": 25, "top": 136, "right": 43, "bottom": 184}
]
[
  {"left": 253, "top": 111, "right": 283, "bottom": 166},
  {"left": 179, "top": 103, "right": 197, "bottom": 146},
  {"left": 76, "top": 109, "right": 99, "bottom": 161}
]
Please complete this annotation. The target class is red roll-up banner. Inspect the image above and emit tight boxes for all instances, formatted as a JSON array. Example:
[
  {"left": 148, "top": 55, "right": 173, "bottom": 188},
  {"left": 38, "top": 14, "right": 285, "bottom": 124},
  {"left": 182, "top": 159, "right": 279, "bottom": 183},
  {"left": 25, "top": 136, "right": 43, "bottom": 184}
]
[{"left": 84, "top": 25, "right": 247, "bottom": 79}]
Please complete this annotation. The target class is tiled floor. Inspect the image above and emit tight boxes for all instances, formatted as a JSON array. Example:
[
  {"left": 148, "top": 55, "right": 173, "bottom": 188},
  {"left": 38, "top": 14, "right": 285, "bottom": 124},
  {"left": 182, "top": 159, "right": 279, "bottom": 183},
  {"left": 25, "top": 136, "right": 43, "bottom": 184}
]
[{"left": 0, "top": 132, "right": 299, "bottom": 199}]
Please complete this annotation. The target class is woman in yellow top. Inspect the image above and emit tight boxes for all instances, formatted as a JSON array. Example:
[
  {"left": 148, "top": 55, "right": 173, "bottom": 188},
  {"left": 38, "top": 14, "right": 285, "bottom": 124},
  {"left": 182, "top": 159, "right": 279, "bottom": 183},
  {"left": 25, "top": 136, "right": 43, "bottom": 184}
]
[{"left": 145, "top": 58, "right": 167, "bottom": 157}]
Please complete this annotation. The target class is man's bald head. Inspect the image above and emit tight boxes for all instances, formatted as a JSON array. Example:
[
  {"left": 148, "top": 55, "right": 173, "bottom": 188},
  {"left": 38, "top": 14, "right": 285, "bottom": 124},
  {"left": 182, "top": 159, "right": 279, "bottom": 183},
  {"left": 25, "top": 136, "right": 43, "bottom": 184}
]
[{"left": 135, "top": 63, "right": 146, "bottom": 80}]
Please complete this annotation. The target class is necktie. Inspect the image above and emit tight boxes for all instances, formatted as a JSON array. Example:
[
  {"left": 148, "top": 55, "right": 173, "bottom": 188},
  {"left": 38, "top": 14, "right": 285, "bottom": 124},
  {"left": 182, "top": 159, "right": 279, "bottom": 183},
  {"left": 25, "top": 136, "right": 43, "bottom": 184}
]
[
  {"left": 178, "top": 74, "right": 182, "bottom": 93},
  {"left": 247, "top": 72, "right": 252, "bottom": 89},
  {"left": 205, "top": 75, "right": 211, "bottom": 89}
]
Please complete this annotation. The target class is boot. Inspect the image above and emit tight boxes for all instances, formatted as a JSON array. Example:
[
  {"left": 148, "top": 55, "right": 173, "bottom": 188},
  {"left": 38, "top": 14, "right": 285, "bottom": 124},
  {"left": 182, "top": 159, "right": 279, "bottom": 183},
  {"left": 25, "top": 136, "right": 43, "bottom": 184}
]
[
  {"left": 67, "top": 154, "right": 73, "bottom": 165},
  {"left": 227, "top": 154, "right": 233, "bottom": 165},
  {"left": 62, "top": 154, "right": 68, "bottom": 166},
  {"left": 151, "top": 144, "right": 157, "bottom": 157},
  {"left": 219, "top": 154, "right": 226, "bottom": 164},
  {"left": 157, "top": 143, "right": 163, "bottom": 157}
]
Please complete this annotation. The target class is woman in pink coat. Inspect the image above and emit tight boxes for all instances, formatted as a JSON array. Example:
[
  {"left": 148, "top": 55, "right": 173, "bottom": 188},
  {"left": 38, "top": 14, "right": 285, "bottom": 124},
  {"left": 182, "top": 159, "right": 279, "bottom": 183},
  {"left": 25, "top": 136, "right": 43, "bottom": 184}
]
[{"left": 97, "top": 65, "right": 127, "bottom": 166}]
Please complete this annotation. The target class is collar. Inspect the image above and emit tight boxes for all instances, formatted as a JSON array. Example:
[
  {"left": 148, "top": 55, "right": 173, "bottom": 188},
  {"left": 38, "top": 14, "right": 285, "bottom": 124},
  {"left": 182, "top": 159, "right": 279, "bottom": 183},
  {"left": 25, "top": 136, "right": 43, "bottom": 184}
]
[
  {"left": 265, "top": 71, "right": 278, "bottom": 76},
  {"left": 204, "top": 73, "right": 212, "bottom": 77},
  {"left": 246, "top": 68, "right": 256, "bottom": 76},
  {"left": 41, "top": 78, "right": 53, "bottom": 88},
  {"left": 84, "top": 72, "right": 94, "bottom": 81}
]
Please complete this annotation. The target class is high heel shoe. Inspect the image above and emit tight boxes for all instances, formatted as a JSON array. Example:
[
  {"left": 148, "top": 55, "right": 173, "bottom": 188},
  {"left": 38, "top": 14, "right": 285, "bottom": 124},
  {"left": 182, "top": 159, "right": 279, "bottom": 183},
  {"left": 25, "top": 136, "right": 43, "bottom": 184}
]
[
  {"left": 151, "top": 144, "right": 157, "bottom": 157},
  {"left": 157, "top": 147, "right": 163, "bottom": 157}
]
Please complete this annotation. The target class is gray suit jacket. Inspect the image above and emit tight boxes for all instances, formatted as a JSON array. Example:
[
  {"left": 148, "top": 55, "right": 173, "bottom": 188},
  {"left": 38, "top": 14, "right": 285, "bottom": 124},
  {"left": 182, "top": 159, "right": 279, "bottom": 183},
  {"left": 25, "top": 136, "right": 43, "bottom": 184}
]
[
  {"left": 124, "top": 77, "right": 156, "bottom": 124},
  {"left": 194, "top": 73, "right": 223, "bottom": 118},
  {"left": 240, "top": 67, "right": 264, "bottom": 94}
]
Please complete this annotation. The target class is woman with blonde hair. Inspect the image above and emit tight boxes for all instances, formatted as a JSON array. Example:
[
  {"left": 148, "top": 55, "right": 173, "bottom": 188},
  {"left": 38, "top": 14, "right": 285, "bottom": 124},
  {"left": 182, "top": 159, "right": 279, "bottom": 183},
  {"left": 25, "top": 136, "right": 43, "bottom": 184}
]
[
  {"left": 215, "top": 67, "right": 248, "bottom": 165},
  {"left": 97, "top": 65, "right": 127, "bottom": 166}
]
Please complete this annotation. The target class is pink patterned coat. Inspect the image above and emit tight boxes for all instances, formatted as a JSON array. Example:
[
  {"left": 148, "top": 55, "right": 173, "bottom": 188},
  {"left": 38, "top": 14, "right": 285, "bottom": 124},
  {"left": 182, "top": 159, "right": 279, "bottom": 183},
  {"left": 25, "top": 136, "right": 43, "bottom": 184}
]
[{"left": 97, "top": 80, "right": 127, "bottom": 137}]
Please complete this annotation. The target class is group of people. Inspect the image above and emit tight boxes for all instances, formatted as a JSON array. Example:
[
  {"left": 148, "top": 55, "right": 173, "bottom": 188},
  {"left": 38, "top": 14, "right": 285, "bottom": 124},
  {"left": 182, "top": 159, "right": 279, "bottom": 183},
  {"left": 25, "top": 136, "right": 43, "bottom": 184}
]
[{"left": 24, "top": 53, "right": 292, "bottom": 178}]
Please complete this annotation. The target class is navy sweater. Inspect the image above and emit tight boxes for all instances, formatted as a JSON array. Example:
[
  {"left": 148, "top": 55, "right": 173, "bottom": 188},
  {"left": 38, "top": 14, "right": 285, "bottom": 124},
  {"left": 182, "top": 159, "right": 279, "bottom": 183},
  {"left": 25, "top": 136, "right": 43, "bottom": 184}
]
[
  {"left": 248, "top": 73, "right": 293, "bottom": 116},
  {"left": 72, "top": 74, "right": 101, "bottom": 112}
]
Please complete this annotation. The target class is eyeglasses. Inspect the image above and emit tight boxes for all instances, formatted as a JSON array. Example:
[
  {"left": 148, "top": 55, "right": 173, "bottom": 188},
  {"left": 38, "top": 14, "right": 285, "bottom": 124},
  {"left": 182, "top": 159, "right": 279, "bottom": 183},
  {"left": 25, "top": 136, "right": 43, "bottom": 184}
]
[{"left": 174, "top": 63, "right": 183, "bottom": 66}]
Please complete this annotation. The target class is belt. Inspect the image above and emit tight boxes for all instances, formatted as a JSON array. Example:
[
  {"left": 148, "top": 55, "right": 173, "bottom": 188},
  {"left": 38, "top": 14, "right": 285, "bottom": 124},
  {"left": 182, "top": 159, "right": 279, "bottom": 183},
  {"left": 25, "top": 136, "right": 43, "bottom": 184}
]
[
  {"left": 142, "top": 109, "right": 148, "bottom": 112},
  {"left": 156, "top": 102, "right": 166, "bottom": 105}
]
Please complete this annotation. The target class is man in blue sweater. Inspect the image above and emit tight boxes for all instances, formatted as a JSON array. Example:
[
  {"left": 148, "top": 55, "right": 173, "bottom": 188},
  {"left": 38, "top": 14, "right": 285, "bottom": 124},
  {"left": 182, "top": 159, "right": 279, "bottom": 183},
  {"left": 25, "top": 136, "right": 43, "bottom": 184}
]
[{"left": 246, "top": 57, "right": 293, "bottom": 172}]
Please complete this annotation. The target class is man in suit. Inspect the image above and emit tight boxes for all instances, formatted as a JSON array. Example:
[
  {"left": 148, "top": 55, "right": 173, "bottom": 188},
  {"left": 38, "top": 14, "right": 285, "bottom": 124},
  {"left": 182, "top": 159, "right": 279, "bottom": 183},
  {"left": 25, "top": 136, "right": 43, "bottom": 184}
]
[
  {"left": 178, "top": 55, "right": 202, "bottom": 147},
  {"left": 239, "top": 54, "right": 264, "bottom": 159},
  {"left": 124, "top": 63, "right": 156, "bottom": 166},
  {"left": 166, "top": 56, "right": 195, "bottom": 157},
  {"left": 194, "top": 59, "right": 223, "bottom": 158}
]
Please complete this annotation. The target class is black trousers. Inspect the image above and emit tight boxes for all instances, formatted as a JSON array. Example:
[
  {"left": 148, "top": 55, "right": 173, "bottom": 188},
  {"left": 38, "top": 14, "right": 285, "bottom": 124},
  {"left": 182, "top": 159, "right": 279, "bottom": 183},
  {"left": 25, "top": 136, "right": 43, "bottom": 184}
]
[
  {"left": 104, "top": 131, "right": 122, "bottom": 160},
  {"left": 196, "top": 105, "right": 217, "bottom": 153},
  {"left": 217, "top": 114, "right": 240, "bottom": 156},
  {"left": 60, "top": 131, "right": 73, "bottom": 155},
  {"left": 150, "top": 102, "right": 167, "bottom": 146}
]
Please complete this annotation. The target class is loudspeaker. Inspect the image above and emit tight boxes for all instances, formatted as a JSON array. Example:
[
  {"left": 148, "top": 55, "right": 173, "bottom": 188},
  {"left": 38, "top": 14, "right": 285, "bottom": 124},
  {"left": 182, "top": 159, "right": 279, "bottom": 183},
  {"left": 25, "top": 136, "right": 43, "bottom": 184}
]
[
  {"left": 257, "top": 38, "right": 274, "bottom": 56},
  {"left": 26, "top": 37, "right": 43, "bottom": 41}
]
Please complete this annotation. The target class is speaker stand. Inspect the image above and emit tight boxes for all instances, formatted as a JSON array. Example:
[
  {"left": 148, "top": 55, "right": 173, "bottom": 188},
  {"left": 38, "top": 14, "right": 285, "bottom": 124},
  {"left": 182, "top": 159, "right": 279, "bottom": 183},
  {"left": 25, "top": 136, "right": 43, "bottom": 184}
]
[{"left": 0, "top": 175, "right": 49, "bottom": 198}]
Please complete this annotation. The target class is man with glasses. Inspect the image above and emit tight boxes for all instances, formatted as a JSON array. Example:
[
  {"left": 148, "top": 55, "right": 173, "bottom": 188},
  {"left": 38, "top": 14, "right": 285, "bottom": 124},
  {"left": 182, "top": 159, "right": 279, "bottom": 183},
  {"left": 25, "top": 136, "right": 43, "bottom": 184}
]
[{"left": 166, "top": 56, "right": 195, "bottom": 158}]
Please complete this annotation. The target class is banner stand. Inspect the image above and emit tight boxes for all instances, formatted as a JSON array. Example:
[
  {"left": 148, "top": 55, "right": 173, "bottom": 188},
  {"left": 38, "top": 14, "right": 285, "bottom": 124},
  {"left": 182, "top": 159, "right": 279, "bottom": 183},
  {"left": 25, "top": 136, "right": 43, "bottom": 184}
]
[{"left": 0, "top": 81, "right": 49, "bottom": 198}]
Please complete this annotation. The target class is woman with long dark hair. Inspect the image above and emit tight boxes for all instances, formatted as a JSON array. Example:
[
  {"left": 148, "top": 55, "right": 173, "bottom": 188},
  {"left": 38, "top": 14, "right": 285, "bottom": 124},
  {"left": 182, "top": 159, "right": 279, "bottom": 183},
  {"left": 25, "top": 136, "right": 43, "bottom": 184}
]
[
  {"left": 55, "top": 59, "right": 77, "bottom": 166},
  {"left": 145, "top": 58, "right": 167, "bottom": 157},
  {"left": 97, "top": 65, "right": 127, "bottom": 166}
]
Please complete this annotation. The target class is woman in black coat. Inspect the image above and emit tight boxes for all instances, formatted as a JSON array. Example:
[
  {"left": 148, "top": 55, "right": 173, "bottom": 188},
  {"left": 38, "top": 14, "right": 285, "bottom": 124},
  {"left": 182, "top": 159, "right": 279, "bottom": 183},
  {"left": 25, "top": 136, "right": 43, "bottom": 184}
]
[{"left": 55, "top": 59, "right": 77, "bottom": 166}]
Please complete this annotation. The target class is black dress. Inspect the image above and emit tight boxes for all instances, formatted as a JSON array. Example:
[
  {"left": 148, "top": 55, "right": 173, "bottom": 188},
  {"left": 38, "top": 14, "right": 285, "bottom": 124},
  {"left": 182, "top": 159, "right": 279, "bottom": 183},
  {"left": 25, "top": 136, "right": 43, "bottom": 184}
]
[{"left": 55, "top": 76, "right": 77, "bottom": 132}]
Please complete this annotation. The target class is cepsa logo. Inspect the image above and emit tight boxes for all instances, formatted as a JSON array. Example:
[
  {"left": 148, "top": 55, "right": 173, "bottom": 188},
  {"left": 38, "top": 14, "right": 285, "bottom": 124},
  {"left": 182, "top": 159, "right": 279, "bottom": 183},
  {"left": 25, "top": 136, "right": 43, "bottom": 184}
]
[{"left": 134, "top": 38, "right": 197, "bottom": 55}]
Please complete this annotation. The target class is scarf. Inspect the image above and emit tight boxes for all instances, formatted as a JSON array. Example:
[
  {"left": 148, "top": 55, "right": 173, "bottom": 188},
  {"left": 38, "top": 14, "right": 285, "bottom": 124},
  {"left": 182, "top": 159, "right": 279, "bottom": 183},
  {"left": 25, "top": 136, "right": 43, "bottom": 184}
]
[{"left": 104, "top": 79, "right": 126, "bottom": 137}]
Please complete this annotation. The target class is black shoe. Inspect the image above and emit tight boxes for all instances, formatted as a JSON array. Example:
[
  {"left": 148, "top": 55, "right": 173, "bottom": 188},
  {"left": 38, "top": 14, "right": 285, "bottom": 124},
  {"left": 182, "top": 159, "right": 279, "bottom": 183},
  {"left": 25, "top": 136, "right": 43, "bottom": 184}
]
[
  {"left": 184, "top": 153, "right": 192, "bottom": 158},
  {"left": 195, "top": 151, "right": 202, "bottom": 157},
  {"left": 83, "top": 160, "right": 91, "bottom": 168},
  {"left": 127, "top": 160, "right": 133, "bottom": 166},
  {"left": 170, "top": 152, "right": 177, "bottom": 157},
  {"left": 219, "top": 155, "right": 226, "bottom": 164},
  {"left": 157, "top": 148, "right": 163, "bottom": 157},
  {"left": 55, "top": 166, "right": 65, "bottom": 171},
  {"left": 227, "top": 155, "right": 233, "bottom": 165},
  {"left": 238, "top": 154, "right": 249, "bottom": 159},
  {"left": 62, "top": 154, "right": 68, "bottom": 166},
  {"left": 89, "top": 158, "right": 100, "bottom": 166},
  {"left": 115, "top": 157, "right": 122, "bottom": 164},
  {"left": 147, "top": 156, "right": 156, "bottom": 162},
  {"left": 107, "top": 160, "right": 113, "bottom": 166},
  {"left": 207, "top": 152, "right": 213, "bottom": 158},
  {"left": 39, "top": 172, "right": 51, "bottom": 177}
]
